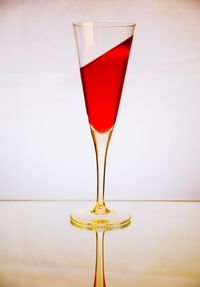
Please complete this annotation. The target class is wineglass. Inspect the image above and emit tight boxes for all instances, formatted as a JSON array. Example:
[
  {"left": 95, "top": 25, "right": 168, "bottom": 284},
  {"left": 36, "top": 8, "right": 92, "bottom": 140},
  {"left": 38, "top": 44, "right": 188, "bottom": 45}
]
[{"left": 70, "top": 21, "right": 136, "bottom": 230}]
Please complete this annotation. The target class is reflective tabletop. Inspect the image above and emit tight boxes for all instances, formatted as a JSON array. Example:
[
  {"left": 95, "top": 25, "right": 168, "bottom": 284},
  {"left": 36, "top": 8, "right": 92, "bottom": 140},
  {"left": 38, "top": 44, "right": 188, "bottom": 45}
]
[{"left": 0, "top": 201, "right": 200, "bottom": 286}]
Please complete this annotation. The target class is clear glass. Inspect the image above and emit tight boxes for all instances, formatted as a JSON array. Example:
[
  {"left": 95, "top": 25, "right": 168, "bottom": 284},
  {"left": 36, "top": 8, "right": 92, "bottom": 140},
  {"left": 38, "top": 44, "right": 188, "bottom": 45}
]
[{"left": 70, "top": 21, "right": 136, "bottom": 230}]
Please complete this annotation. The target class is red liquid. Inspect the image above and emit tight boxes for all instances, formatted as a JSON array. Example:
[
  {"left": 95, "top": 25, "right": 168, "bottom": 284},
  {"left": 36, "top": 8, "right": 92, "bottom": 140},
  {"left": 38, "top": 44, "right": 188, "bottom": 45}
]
[{"left": 80, "top": 36, "right": 133, "bottom": 133}]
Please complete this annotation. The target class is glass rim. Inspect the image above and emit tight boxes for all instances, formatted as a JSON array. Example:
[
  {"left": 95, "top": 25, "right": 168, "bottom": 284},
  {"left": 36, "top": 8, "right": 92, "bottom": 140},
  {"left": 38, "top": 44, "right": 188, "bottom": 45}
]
[{"left": 73, "top": 21, "right": 136, "bottom": 28}]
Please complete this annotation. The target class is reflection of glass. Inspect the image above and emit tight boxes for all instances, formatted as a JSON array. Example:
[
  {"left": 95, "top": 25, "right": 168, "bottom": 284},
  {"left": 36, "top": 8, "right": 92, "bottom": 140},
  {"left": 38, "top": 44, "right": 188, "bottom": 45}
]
[
  {"left": 71, "top": 22, "right": 136, "bottom": 230},
  {"left": 94, "top": 231, "right": 106, "bottom": 287},
  {"left": 71, "top": 220, "right": 131, "bottom": 287}
]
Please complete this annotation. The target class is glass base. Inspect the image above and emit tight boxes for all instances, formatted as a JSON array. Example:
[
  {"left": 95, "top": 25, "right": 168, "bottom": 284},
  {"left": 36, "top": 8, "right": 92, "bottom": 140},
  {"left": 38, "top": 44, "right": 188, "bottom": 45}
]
[{"left": 70, "top": 208, "right": 131, "bottom": 231}]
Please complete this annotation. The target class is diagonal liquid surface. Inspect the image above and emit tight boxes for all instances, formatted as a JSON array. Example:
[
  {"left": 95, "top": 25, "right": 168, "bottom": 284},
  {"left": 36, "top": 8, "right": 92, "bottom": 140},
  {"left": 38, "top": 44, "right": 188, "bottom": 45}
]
[{"left": 80, "top": 36, "right": 133, "bottom": 133}]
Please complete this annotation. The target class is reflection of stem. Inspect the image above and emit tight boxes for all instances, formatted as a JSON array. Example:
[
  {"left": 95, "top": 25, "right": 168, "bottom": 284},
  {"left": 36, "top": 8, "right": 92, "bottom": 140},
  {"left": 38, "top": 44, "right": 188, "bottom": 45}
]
[
  {"left": 93, "top": 231, "right": 106, "bottom": 287},
  {"left": 91, "top": 128, "right": 113, "bottom": 215}
]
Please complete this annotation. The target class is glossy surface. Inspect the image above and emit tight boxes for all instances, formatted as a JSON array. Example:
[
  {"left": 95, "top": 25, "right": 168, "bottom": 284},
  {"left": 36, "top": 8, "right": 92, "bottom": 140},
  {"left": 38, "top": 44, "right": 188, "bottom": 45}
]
[{"left": 0, "top": 201, "right": 200, "bottom": 286}]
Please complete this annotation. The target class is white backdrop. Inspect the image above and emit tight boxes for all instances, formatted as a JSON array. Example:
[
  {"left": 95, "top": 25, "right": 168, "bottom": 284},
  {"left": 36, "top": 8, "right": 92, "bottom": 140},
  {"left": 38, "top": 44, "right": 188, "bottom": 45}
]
[{"left": 0, "top": 0, "right": 200, "bottom": 200}]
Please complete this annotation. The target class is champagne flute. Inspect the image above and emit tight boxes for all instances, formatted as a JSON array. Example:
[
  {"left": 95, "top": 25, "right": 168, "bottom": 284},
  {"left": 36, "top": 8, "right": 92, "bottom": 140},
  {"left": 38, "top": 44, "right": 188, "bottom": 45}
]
[{"left": 71, "top": 21, "right": 136, "bottom": 230}]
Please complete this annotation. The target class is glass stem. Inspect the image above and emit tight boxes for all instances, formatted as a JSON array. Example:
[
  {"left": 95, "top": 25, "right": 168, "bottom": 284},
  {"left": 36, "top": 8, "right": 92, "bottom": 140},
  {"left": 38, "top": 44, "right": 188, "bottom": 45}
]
[
  {"left": 93, "top": 231, "right": 106, "bottom": 287},
  {"left": 91, "top": 128, "right": 113, "bottom": 214}
]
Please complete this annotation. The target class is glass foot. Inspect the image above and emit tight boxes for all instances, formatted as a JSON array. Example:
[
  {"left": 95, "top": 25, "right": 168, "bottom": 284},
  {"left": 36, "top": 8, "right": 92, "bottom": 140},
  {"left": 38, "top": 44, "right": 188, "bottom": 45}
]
[{"left": 70, "top": 208, "right": 131, "bottom": 230}]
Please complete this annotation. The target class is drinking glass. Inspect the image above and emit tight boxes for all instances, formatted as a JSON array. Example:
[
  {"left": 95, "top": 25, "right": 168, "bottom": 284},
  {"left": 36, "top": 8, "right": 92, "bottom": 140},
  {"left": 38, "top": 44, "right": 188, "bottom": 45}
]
[{"left": 70, "top": 21, "right": 136, "bottom": 230}]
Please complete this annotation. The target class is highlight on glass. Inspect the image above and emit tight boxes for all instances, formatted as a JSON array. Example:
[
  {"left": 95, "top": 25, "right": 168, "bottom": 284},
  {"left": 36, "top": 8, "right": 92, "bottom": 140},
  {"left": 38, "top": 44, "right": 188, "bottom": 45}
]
[{"left": 70, "top": 21, "right": 136, "bottom": 230}]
